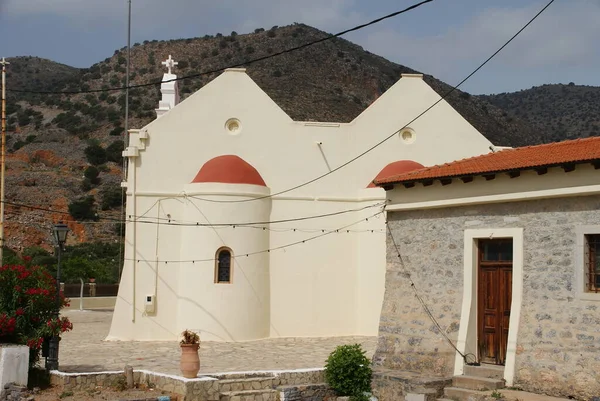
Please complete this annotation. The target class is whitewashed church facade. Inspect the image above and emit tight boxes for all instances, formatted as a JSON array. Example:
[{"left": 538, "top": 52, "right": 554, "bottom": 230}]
[{"left": 107, "top": 56, "right": 494, "bottom": 342}]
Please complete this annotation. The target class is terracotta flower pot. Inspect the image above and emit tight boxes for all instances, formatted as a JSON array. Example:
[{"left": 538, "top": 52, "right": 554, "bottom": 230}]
[{"left": 180, "top": 343, "right": 200, "bottom": 378}]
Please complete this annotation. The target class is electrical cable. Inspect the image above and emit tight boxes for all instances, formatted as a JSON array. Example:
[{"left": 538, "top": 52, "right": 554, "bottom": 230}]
[
  {"left": 385, "top": 220, "right": 477, "bottom": 365},
  {"left": 126, "top": 209, "right": 384, "bottom": 264},
  {"left": 0, "top": 199, "right": 386, "bottom": 227},
  {"left": 186, "top": 0, "right": 556, "bottom": 205},
  {"left": 6, "top": 0, "right": 435, "bottom": 95}
]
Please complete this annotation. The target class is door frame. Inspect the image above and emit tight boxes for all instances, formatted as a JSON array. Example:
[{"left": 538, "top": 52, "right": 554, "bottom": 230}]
[{"left": 453, "top": 228, "right": 523, "bottom": 386}]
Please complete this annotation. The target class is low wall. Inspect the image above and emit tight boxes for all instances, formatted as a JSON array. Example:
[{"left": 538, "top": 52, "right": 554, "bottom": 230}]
[
  {"left": 278, "top": 383, "right": 337, "bottom": 400},
  {"left": 371, "top": 369, "right": 451, "bottom": 401},
  {"left": 51, "top": 368, "right": 328, "bottom": 401},
  {"left": 63, "top": 296, "right": 116, "bottom": 310}
]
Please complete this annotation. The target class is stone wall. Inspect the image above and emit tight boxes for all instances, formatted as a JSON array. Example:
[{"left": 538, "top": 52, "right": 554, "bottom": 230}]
[
  {"left": 371, "top": 370, "right": 450, "bottom": 401},
  {"left": 50, "top": 368, "right": 328, "bottom": 401},
  {"left": 374, "top": 195, "right": 600, "bottom": 399},
  {"left": 278, "top": 384, "right": 337, "bottom": 400}
]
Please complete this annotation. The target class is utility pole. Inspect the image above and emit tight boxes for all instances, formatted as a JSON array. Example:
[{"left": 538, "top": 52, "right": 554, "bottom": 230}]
[
  {"left": 124, "top": 0, "right": 131, "bottom": 154},
  {"left": 118, "top": 0, "right": 132, "bottom": 279},
  {"left": 0, "top": 57, "right": 10, "bottom": 266}
]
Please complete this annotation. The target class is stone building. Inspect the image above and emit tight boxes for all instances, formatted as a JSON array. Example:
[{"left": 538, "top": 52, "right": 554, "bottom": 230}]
[
  {"left": 373, "top": 137, "right": 600, "bottom": 400},
  {"left": 108, "top": 56, "right": 495, "bottom": 342}
]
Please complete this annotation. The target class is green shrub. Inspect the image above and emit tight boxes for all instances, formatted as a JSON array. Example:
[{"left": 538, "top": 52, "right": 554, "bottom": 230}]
[
  {"left": 22, "top": 247, "right": 56, "bottom": 269},
  {"left": 100, "top": 185, "right": 124, "bottom": 211},
  {"left": 324, "top": 344, "right": 372, "bottom": 400},
  {"left": 0, "top": 258, "right": 73, "bottom": 367},
  {"left": 84, "top": 166, "right": 101, "bottom": 185},
  {"left": 84, "top": 144, "right": 107, "bottom": 165},
  {"left": 13, "top": 141, "right": 26, "bottom": 151},
  {"left": 80, "top": 178, "right": 92, "bottom": 192},
  {"left": 68, "top": 196, "right": 98, "bottom": 221},
  {"left": 106, "top": 140, "right": 124, "bottom": 163},
  {"left": 109, "top": 127, "right": 123, "bottom": 136}
]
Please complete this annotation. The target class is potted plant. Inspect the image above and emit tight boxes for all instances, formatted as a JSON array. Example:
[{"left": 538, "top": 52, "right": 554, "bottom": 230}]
[{"left": 179, "top": 329, "right": 200, "bottom": 378}]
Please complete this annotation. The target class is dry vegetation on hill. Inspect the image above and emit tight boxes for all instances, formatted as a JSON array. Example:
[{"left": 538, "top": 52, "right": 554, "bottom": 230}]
[{"left": 3, "top": 24, "right": 595, "bottom": 249}]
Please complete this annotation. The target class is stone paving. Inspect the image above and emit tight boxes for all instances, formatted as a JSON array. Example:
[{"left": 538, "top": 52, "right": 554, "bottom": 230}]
[{"left": 58, "top": 309, "right": 377, "bottom": 375}]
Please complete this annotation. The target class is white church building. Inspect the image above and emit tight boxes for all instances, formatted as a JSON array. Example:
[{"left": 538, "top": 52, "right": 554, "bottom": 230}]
[{"left": 107, "top": 56, "right": 494, "bottom": 342}]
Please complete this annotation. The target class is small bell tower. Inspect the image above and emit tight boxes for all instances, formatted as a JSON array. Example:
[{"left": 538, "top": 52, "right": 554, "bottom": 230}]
[{"left": 155, "top": 55, "right": 180, "bottom": 118}]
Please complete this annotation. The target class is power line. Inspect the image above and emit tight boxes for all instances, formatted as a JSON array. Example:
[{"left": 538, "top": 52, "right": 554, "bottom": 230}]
[
  {"left": 126, "top": 210, "right": 384, "bottom": 264},
  {"left": 188, "top": 0, "right": 556, "bottom": 205},
  {"left": 385, "top": 220, "right": 476, "bottom": 365},
  {"left": 3, "top": 203, "right": 385, "bottom": 233},
  {"left": 6, "top": 0, "right": 435, "bottom": 95},
  {"left": 0, "top": 199, "right": 386, "bottom": 227}
]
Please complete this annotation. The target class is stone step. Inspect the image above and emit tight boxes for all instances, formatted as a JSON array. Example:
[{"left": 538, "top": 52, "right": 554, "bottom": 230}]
[
  {"left": 219, "top": 377, "right": 274, "bottom": 392},
  {"left": 219, "top": 389, "right": 278, "bottom": 401},
  {"left": 463, "top": 364, "right": 504, "bottom": 380},
  {"left": 437, "top": 398, "right": 455, "bottom": 401},
  {"left": 444, "top": 387, "right": 489, "bottom": 401},
  {"left": 452, "top": 375, "right": 505, "bottom": 391}
]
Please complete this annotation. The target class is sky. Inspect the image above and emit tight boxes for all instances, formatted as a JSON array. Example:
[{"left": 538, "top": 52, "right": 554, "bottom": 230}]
[{"left": 0, "top": 0, "right": 599, "bottom": 95}]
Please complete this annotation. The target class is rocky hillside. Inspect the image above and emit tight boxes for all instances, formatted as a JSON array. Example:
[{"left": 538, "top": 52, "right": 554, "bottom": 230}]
[
  {"left": 480, "top": 83, "right": 600, "bottom": 143},
  {"left": 2, "top": 24, "right": 581, "bottom": 250}
]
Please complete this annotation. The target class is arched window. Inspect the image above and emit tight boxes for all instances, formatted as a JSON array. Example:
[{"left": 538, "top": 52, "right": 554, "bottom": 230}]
[{"left": 215, "top": 247, "right": 232, "bottom": 283}]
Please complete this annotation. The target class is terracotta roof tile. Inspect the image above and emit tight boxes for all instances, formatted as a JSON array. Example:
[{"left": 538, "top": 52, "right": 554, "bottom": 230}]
[{"left": 375, "top": 136, "right": 600, "bottom": 185}]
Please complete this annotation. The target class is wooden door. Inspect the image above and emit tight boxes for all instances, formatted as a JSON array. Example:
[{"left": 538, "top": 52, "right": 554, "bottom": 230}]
[{"left": 478, "top": 239, "right": 513, "bottom": 365}]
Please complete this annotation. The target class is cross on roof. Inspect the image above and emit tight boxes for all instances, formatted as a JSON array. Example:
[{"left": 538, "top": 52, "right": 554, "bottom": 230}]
[
  {"left": 0, "top": 57, "right": 10, "bottom": 67},
  {"left": 161, "top": 55, "right": 178, "bottom": 74}
]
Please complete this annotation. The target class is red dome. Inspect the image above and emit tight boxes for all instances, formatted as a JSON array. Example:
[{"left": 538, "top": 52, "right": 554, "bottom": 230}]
[
  {"left": 367, "top": 160, "right": 425, "bottom": 188},
  {"left": 192, "top": 155, "right": 266, "bottom": 186}
]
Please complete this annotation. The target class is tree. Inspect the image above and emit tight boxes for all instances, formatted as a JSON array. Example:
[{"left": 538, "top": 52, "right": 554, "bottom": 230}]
[
  {"left": 22, "top": 247, "right": 56, "bottom": 269},
  {"left": 62, "top": 242, "right": 121, "bottom": 283},
  {"left": 100, "top": 185, "right": 124, "bottom": 210},
  {"left": 84, "top": 166, "right": 101, "bottom": 185},
  {"left": 84, "top": 144, "right": 107, "bottom": 165},
  {"left": 68, "top": 196, "right": 98, "bottom": 221},
  {"left": 105, "top": 140, "right": 124, "bottom": 163}
]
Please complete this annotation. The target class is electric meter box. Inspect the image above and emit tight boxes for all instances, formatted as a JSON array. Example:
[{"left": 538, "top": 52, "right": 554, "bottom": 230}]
[{"left": 144, "top": 294, "right": 156, "bottom": 314}]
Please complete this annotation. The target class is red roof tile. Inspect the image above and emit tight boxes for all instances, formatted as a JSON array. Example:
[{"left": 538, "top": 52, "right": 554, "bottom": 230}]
[
  {"left": 375, "top": 136, "right": 600, "bottom": 185},
  {"left": 367, "top": 160, "right": 424, "bottom": 188}
]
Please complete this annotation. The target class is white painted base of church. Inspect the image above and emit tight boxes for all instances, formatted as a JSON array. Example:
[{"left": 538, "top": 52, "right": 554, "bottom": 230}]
[{"left": 108, "top": 59, "right": 494, "bottom": 342}]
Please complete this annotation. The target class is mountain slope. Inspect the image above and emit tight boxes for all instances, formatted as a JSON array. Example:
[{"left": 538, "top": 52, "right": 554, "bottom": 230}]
[
  {"left": 480, "top": 83, "right": 600, "bottom": 142},
  {"left": 0, "top": 24, "right": 574, "bottom": 249}
]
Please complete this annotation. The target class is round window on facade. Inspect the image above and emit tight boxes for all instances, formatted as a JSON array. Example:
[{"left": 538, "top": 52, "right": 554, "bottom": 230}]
[
  {"left": 225, "top": 118, "right": 242, "bottom": 135},
  {"left": 399, "top": 128, "right": 416, "bottom": 144}
]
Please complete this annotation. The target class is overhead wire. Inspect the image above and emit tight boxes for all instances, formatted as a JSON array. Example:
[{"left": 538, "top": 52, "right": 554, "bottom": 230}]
[
  {"left": 385, "top": 219, "right": 477, "bottom": 365},
  {"left": 186, "top": 0, "right": 556, "bottom": 204},
  {"left": 6, "top": 0, "right": 435, "bottom": 95},
  {"left": 127, "top": 209, "right": 385, "bottom": 264},
  {"left": 0, "top": 199, "right": 386, "bottom": 227}
]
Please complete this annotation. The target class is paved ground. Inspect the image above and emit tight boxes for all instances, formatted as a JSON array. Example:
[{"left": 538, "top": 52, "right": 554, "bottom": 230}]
[{"left": 58, "top": 309, "right": 377, "bottom": 375}]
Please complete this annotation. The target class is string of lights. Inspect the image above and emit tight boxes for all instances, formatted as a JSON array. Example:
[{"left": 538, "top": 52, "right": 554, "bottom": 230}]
[
  {"left": 6, "top": 0, "right": 434, "bottom": 95},
  {"left": 0, "top": 199, "right": 386, "bottom": 227},
  {"left": 4, "top": 206, "right": 385, "bottom": 233},
  {"left": 125, "top": 209, "right": 384, "bottom": 264}
]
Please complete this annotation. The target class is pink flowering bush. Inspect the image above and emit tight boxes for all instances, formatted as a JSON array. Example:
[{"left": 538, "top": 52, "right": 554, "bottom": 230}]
[{"left": 0, "top": 257, "right": 73, "bottom": 366}]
